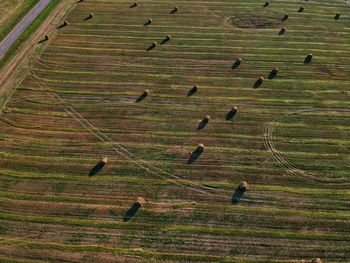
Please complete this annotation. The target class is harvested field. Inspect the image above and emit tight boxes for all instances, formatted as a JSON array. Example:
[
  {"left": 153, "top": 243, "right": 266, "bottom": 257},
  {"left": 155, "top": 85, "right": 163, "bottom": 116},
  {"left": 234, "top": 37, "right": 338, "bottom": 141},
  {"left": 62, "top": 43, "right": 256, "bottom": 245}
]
[{"left": 0, "top": 0, "right": 349, "bottom": 262}]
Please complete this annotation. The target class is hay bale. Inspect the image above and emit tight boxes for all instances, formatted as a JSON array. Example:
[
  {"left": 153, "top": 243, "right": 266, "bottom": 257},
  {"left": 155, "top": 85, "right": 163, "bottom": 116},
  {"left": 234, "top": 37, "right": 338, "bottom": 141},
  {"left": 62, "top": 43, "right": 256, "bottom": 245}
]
[
  {"left": 232, "top": 106, "right": 238, "bottom": 112},
  {"left": 89, "top": 13, "right": 94, "bottom": 18},
  {"left": 101, "top": 157, "right": 108, "bottom": 164},
  {"left": 310, "top": 259, "right": 322, "bottom": 263},
  {"left": 239, "top": 181, "right": 249, "bottom": 190},
  {"left": 197, "top": 143, "right": 205, "bottom": 152},
  {"left": 166, "top": 35, "right": 171, "bottom": 40},
  {"left": 204, "top": 114, "right": 211, "bottom": 121},
  {"left": 143, "top": 89, "right": 150, "bottom": 95},
  {"left": 259, "top": 76, "right": 264, "bottom": 82},
  {"left": 147, "top": 18, "right": 152, "bottom": 24},
  {"left": 135, "top": 197, "right": 146, "bottom": 207}
]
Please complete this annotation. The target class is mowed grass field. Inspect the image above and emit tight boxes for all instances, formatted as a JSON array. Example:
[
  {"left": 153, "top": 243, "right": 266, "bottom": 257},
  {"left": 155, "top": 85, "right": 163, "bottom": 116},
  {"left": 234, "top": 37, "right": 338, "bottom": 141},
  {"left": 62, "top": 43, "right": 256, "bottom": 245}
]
[
  {"left": 0, "top": 0, "right": 350, "bottom": 262},
  {"left": 0, "top": 0, "right": 39, "bottom": 41}
]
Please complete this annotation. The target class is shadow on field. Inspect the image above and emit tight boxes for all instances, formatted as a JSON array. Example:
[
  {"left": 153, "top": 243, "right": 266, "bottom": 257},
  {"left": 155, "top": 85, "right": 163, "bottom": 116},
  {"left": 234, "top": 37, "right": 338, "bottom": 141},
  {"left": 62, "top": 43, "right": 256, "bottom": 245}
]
[
  {"left": 268, "top": 69, "right": 278, "bottom": 80},
  {"left": 38, "top": 36, "right": 49, "bottom": 44},
  {"left": 226, "top": 109, "right": 237, "bottom": 121},
  {"left": 231, "top": 60, "right": 242, "bottom": 70},
  {"left": 146, "top": 42, "right": 157, "bottom": 52},
  {"left": 160, "top": 36, "right": 171, "bottom": 45},
  {"left": 197, "top": 118, "right": 209, "bottom": 130},
  {"left": 123, "top": 203, "right": 141, "bottom": 222},
  {"left": 170, "top": 7, "right": 178, "bottom": 14},
  {"left": 253, "top": 78, "right": 263, "bottom": 89},
  {"left": 231, "top": 187, "right": 246, "bottom": 204},
  {"left": 84, "top": 14, "right": 93, "bottom": 21},
  {"left": 281, "top": 14, "right": 288, "bottom": 22},
  {"left": 88, "top": 161, "right": 106, "bottom": 176},
  {"left": 187, "top": 86, "right": 198, "bottom": 96},
  {"left": 187, "top": 147, "right": 204, "bottom": 164},
  {"left": 135, "top": 92, "right": 148, "bottom": 103},
  {"left": 58, "top": 21, "right": 68, "bottom": 29}
]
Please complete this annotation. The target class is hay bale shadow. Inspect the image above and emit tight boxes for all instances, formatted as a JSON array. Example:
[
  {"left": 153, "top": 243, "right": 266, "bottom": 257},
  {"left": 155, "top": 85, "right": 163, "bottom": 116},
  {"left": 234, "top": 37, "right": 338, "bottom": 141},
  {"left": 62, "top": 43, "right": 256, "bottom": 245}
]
[
  {"left": 298, "top": 7, "right": 304, "bottom": 13},
  {"left": 58, "top": 21, "right": 68, "bottom": 29},
  {"left": 226, "top": 108, "right": 237, "bottom": 121},
  {"left": 231, "top": 58, "right": 242, "bottom": 70},
  {"left": 146, "top": 42, "right": 157, "bottom": 52},
  {"left": 76, "top": 0, "right": 84, "bottom": 3},
  {"left": 187, "top": 85, "right": 198, "bottom": 96},
  {"left": 263, "top": 1, "right": 269, "bottom": 7},
  {"left": 130, "top": 2, "right": 138, "bottom": 8},
  {"left": 187, "top": 145, "right": 204, "bottom": 164},
  {"left": 197, "top": 117, "right": 209, "bottom": 130},
  {"left": 144, "top": 19, "right": 152, "bottom": 26},
  {"left": 304, "top": 54, "right": 313, "bottom": 64},
  {"left": 253, "top": 77, "right": 264, "bottom": 89},
  {"left": 84, "top": 14, "right": 93, "bottom": 21},
  {"left": 135, "top": 91, "right": 148, "bottom": 103},
  {"left": 38, "top": 35, "right": 49, "bottom": 44},
  {"left": 170, "top": 7, "right": 178, "bottom": 14},
  {"left": 281, "top": 14, "right": 289, "bottom": 22},
  {"left": 334, "top": 13, "right": 340, "bottom": 20},
  {"left": 89, "top": 161, "right": 106, "bottom": 176},
  {"left": 123, "top": 203, "right": 141, "bottom": 222},
  {"left": 160, "top": 35, "right": 171, "bottom": 45},
  {"left": 278, "top": 27, "right": 286, "bottom": 35},
  {"left": 268, "top": 68, "right": 278, "bottom": 79},
  {"left": 231, "top": 187, "right": 246, "bottom": 204}
]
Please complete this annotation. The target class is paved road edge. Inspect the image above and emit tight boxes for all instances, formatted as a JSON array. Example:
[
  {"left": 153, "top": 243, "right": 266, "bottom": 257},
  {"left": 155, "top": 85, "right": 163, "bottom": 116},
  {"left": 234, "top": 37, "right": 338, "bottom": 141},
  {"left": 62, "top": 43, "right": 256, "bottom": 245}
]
[{"left": 0, "top": 0, "right": 74, "bottom": 111}]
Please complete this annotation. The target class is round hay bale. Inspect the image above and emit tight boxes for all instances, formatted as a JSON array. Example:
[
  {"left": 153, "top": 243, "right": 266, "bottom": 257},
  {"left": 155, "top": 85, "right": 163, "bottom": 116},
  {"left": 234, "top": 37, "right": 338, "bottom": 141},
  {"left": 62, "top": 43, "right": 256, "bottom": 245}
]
[
  {"left": 147, "top": 18, "right": 152, "bottom": 23},
  {"left": 101, "top": 157, "right": 108, "bottom": 164},
  {"left": 239, "top": 181, "right": 249, "bottom": 190},
  {"left": 135, "top": 197, "right": 146, "bottom": 207},
  {"left": 204, "top": 114, "right": 211, "bottom": 121},
  {"left": 174, "top": 6, "right": 178, "bottom": 12},
  {"left": 311, "top": 259, "right": 322, "bottom": 263},
  {"left": 236, "top": 57, "right": 242, "bottom": 63},
  {"left": 197, "top": 143, "right": 205, "bottom": 152},
  {"left": 89, "top": 13, "right": 94, "bottom": 17},
  {"left": 152, "top": 41, "right": 157, "bottom": 47},
  {"left": 259, "top": 76, "right": 264, "bottom": 82},
  {"left": 193, "top": 84, "right": 198, "bottom": 91},
  {"left": 166, "top": 35, "right": 171, "bottom": 40},
  {"left": 232, "top": 105, "right": 238, "bottom": 112},
  {"left": 143, "top": 89, "right": 150, "bottom": 95}
]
